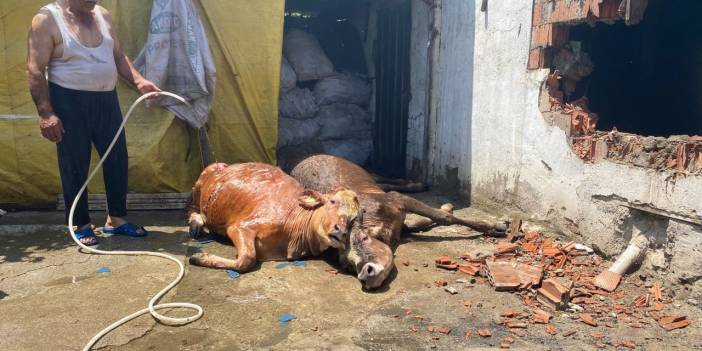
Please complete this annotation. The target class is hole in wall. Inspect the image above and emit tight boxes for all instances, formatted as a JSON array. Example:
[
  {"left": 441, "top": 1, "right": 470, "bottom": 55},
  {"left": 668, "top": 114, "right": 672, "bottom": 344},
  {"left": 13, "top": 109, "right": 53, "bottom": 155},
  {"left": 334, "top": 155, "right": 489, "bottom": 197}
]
[{"left": 530, "top": 0, "right": 702, "bottom": 173}]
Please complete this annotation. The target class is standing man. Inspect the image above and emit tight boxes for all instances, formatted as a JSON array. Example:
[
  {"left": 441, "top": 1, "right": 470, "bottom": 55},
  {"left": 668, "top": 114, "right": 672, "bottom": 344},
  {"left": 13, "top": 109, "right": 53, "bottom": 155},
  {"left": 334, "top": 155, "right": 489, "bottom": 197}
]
[{"left": 27, "top": 0, "right": 159, "bottom": 245}]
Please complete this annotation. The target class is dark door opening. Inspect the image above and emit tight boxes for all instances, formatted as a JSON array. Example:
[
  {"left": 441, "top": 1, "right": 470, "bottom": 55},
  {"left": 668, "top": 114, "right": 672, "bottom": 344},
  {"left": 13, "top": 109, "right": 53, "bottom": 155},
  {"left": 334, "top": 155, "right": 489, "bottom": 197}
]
[{"left": 371, "top": 1, "right": 411, "bottom": 178}]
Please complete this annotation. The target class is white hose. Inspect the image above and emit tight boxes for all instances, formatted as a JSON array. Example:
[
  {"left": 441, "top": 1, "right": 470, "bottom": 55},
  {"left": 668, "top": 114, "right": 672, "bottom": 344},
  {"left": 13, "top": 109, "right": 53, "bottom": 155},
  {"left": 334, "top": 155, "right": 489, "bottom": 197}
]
[{"left": 67, "top": 91, "right": 203, "bottom": 351}]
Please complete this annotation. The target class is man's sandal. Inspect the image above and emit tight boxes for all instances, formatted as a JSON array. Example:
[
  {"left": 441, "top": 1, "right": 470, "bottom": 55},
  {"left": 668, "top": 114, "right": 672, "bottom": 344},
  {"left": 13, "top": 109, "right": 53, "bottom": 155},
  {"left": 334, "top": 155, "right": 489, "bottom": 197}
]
[
  {"left": 102, "top": 223, "right": 148, "bottom": 237},
  {"left": 74, "top": 227, "right": 99, "bottom": 246}
]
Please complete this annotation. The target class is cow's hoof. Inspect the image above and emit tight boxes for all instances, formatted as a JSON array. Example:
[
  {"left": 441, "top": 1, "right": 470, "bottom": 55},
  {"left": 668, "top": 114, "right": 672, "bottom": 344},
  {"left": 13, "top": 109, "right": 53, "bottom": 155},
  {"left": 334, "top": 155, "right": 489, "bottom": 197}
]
[
  {"left": 440, "top": 203, "right": 454, "bottom": 214},
  {"left": 189, "top": 252, "right": 209, "bottom": 266}
]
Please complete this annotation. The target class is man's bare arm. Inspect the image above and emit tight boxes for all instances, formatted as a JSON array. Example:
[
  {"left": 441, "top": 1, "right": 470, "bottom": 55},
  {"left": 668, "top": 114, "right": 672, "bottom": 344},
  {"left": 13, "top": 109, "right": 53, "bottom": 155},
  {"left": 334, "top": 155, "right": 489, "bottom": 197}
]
[
  {"left": 27, "top": 11, "right": 64, "bottom": 143},
  {"left": 101, "top": 7, "right": 159, "bottom": 95}
]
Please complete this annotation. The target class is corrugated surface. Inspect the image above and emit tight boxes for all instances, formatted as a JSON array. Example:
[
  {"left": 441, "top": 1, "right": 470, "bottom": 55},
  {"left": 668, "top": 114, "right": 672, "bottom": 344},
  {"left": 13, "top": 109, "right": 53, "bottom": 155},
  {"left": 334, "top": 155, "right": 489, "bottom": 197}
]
[
  {"left": 429, "top": 0, "right": 475, "bottom": 189},
  {"left": 372, "top": 1, "right": 411, "bottom": 178}
]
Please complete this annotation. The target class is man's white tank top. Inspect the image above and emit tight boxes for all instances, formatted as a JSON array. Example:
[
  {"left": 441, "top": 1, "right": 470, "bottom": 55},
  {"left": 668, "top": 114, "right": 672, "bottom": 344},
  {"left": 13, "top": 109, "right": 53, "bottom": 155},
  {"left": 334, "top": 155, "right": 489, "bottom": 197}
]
[{"left": 44, "top": 3, "right": 118, "bottom": 92}]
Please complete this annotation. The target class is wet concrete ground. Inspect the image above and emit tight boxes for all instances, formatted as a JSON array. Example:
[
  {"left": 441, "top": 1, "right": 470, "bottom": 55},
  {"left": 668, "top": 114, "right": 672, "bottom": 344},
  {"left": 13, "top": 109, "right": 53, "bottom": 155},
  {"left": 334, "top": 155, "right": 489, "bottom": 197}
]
[{"left": 1, "top": 193, "right": 700, "bottom": 350}]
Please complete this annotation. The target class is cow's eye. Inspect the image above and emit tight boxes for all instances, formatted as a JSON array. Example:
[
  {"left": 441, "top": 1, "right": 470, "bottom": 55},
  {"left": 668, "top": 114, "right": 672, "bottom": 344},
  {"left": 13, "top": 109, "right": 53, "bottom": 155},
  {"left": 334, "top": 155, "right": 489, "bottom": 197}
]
[{"left": 330, "top": 200, "right": 336, "bottom": 205}]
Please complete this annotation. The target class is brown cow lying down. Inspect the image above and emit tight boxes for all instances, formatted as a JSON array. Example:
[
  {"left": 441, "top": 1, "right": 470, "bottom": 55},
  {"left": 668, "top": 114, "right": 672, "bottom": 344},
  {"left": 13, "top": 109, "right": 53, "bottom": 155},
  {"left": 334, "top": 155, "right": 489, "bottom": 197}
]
[
  {"left": 187, "top": 162, "right": 364, "bottom": 272},
  {"left": 290, "top": 154, "right": 508, "bottom": 289}
]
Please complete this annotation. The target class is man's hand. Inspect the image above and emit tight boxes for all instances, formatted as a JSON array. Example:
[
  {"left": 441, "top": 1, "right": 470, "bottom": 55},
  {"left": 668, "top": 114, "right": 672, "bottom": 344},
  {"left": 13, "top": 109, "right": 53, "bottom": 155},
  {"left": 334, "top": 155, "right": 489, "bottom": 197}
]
[
  {"left": 136, "top": 79, "right": 161, "bottom": 99},
  {"left": 39, "top": 114, "right": 65, "bottom": 143}
]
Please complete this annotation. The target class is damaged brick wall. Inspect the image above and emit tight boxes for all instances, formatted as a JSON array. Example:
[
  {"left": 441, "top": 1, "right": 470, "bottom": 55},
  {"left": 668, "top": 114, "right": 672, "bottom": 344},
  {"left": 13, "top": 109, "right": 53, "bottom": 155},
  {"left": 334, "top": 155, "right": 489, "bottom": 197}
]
[{"left": 529, "top": 0, "right": 702, "bottom": 175}]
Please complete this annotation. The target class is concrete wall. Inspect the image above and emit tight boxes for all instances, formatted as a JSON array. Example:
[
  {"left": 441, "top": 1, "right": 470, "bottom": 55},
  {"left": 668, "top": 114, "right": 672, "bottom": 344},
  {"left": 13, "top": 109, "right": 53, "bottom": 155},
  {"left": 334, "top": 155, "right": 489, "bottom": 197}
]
[{"left": 464, "top": 1, "right": 702, "bottom": 289}]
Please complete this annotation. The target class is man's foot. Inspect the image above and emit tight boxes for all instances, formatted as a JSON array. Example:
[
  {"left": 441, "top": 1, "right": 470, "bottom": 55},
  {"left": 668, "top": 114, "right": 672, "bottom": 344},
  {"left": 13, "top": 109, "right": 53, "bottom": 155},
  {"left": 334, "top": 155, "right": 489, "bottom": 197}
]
[
  {"left": 103, "top": 217, "right": 147, "bottom": 237},
  {"left": 74, "top": 225, "right": 99, "bottom": 246}
]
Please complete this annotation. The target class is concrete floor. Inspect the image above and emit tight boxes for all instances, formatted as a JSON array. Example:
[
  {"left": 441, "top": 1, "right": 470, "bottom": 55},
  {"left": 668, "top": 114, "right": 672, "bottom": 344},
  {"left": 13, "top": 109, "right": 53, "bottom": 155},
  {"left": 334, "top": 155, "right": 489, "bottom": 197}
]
[{"left": 1, "top": 194, "right": 700, "bottom": 350}]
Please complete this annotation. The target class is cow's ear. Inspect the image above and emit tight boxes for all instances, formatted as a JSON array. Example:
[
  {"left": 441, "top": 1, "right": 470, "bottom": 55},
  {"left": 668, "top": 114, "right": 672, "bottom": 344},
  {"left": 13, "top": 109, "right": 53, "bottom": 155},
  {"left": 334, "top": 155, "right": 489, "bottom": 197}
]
[{"left": 298, "top": 190, "right": 324, "bottom": 209}]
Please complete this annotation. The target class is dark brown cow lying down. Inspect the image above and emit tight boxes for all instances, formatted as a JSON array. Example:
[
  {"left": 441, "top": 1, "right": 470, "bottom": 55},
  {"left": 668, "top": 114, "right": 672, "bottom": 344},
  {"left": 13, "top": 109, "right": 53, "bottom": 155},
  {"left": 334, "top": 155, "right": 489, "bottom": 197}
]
[
  {"left": 290, "top": 154, "right": 508, "bottom": 289},
  {"left": 187, "top": 162, "right": 363, "bottom": 271}
]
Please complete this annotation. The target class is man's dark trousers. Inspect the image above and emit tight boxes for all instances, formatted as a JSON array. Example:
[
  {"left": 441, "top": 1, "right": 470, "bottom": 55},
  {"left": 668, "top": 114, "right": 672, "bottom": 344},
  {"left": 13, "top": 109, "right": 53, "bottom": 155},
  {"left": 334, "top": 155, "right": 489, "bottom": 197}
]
[{"left": 49, "top": 82, "right": 128, "bottom": 227}]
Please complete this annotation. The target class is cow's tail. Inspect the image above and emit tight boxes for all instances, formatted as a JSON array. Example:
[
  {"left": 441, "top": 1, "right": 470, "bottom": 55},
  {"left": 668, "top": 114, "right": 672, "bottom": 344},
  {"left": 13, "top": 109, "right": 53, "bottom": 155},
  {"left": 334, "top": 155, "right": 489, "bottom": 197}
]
[{"left": 188, "top": 162, "right": 228, "bottom": 238}]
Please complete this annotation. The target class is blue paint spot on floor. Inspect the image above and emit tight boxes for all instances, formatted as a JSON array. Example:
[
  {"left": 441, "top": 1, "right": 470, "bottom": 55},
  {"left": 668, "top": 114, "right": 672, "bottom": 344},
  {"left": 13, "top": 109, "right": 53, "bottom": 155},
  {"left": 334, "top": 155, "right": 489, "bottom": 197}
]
[
  {"left": 97, "top": 267, "right": 111, "bottom": 273},
  {"left": 278, "top": 313, "right": 296, "bottom": 327},
  {"left": 226, "top": 270, "right": 240, "bottom": 279}
]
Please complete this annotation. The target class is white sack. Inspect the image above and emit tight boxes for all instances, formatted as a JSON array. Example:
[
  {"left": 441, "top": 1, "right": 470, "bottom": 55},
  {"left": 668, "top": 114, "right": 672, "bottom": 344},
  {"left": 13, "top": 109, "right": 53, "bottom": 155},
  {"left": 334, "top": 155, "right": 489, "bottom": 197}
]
[
  {"left": 280, "top": 56, "right": 297, "bottom": 93},
  {"left": 322, "top": 139, "right": 372, "bottom": 166},
  {"left": 283, "top": 29, "right": 334, "bottom": 82},
  {"left": 278, "top": 116, "right": 321, "bottom": 147},
  {"left": 279, "top": 88, "right": 319, "bottom": 120},
  {"left": 317, "top": 103, "right": 371, "bottom": 140},
  {"left": 313, "top": 73, "right": 371, "bottom": 106}
]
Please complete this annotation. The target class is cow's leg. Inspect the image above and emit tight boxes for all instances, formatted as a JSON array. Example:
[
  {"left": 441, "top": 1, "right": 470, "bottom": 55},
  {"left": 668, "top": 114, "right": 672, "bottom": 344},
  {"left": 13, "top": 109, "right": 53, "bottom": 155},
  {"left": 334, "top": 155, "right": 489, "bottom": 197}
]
[
  {"left": 389, "top": 191, "right": 507, "bottom": 235},
  {"left": 378, "top": 182, "right": 427, "bottom": 193},
  {"left": 187, "top": 212, "right": 206, "bottom": 239},
  {"left": 404, "top": 204, "right": 454, "bottom": 233},
  {"left": 189, "top": 226, "right": 258, "bottom": 272}
]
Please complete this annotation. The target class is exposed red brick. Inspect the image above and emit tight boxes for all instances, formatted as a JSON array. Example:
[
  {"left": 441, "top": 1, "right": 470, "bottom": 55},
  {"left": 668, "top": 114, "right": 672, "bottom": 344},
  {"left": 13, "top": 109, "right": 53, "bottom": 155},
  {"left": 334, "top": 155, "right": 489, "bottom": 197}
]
[
  {"left": 496, "top": 241, "right": 519, "bottom": 254},
  {"left": 598, "top": 0, "right": 622, "bottom": 20},
  {"left": 545, "top": 325, "right": 557, "bottom": 335},
  {"left": 532, "top": 1, "right": 545, "bottom": 26},
  {"left": 500, "top": 309, "right": 519, "bottom": 318},
  {"left": 532, "top": 24, "right": 570, "bottom": 49},
  {"left": 486, "top": 261, "right": 521, "bottom": 291},
  {"left": 524, "top": 232, "right": 540, "bottom": 241},
  {"left": 591, "top": 332, "right": 606, "bottom": 339},
  {"left": 477, "top": 329, "right": 492, "bottom": 337},
  {"left": 528, "top": 47, "right": 552, "bottom": 70},
  {"left": 437, "top": 326, "right": 451, "bottom": 335},
  {"left": 533, "top": 309, "right": 552, "bottom": 324},
  {"left": 435, "top": 256, "right": 452, "bottom": 265},
  {"left": 579, "top": 313, "right": 598, "bottom": 327},
  {"left": 550, "top": 0, "right": 589, "bottom": 23},
  {"left": 459, "top": 264, "right": 481, "bottom": 276},
  {"left": 507, "top": 322, "right": 528, "bottom": 329},
  {"left": 436, "top": 263, "right": 459, "bottom": 270},
  {"left": 515, "top": 263, "right": 543, "bottom": 288},
  {"left": 500, "top": 342, "right": 511, "bottom": 349},
  {"left": 542, "top": 246, "right": 562, "bottom": 256},
  {"left": 658, "top": 316, "right": 692, "bottom": 331},
  {"left": 537, "top": 278, "right": 570, "bottom": 310},
  {"left": 620, "top": 340, "right": 636, "bottom": 349},
  {"left": 433, "top": 280, "right": 447, "bottom": 287}
]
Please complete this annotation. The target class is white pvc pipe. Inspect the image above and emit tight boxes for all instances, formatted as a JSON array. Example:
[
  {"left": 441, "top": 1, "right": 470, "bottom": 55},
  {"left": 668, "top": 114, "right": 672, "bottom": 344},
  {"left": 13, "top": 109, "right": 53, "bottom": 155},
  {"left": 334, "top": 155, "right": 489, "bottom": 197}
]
[
  {"left": 67, "top": 91, "right": 203, "bottom": 351},
  {"left": 609, "top": 235, "right": 649, "bottom": 275}
]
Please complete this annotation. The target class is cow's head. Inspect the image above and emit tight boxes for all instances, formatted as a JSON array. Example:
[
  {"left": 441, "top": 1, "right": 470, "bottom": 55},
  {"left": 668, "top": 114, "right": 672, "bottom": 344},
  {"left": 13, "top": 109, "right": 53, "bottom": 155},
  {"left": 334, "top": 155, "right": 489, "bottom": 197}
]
[
  {"left": 339, "top": 210, "right": 394, "bottom": 290},
  {"left": 299, "top": 188, "right": 360, "bottom": 252}
]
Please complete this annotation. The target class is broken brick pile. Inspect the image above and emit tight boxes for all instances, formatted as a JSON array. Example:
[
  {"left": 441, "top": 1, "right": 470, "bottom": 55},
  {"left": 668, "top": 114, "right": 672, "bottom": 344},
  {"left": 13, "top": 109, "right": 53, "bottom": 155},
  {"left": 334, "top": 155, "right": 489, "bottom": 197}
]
[
  {"left": 544, "top": 72, "right": 702, "bottom": 174},
  {"left": 430, "top": 222, "right": 693, "bottom": 348},
  {"left": 529, "top": 1, "right": 702, "bottom": 174}
]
